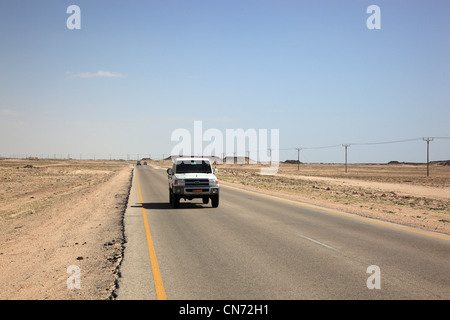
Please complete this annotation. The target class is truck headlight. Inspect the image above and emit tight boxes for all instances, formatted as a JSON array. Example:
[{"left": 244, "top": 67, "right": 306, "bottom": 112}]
[
  {"left": 174, "top": 179, "right": 185, "bottom": 186},
  {"left": 209, "top": 179, "right": 219, "bottom": 186}
]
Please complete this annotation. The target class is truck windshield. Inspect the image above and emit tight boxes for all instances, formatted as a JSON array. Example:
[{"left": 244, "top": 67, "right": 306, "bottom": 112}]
[{"left": 176, "top": 160, "right": 212, "bottom": 174}]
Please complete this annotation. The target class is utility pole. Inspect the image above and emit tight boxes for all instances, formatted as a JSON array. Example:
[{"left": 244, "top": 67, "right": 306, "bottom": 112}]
[
  {"left": 296, "top": 148, "right": 302, "bottom": 170},
  {"left": 342, "top": 144, "right": 350, "bottom": 173},
  {"left": 423, "top": 137, "right": 434, "bottom": 177}
]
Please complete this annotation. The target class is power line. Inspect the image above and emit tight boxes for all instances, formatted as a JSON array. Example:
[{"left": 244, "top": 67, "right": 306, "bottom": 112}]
[
  {"left": 285, "top": 137, "right": 450, "bottom": 150},
  {"left": 5, "top": 137, "right": 450, "bottom": 164},
  {"left": 349, "top": 137, "right": 422, "bottom": 146}
]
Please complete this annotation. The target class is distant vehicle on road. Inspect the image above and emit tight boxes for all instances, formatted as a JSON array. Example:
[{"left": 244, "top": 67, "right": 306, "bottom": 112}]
[
  {"left": 167, "top": 158, "right": 219, "bottom": 208},
  {"left": 137, "top": 161, "right": 141, "bottom": 165}
]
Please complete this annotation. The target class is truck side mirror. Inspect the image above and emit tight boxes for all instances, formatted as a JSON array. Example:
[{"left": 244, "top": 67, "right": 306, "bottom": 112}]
[
  {"left": 214, "top": 168, "right": 218, "bottom": 174},
  {"left": 167, "top": 168, "right": 173, "bottom": 175}
]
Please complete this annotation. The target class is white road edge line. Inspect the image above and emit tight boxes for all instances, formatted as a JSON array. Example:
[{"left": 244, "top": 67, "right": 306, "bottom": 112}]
[{"left": 295, "top": 233, "right": 337, "bottom": 251}]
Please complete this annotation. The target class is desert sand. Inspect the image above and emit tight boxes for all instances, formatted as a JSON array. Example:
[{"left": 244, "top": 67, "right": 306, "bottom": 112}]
[{"left": 0, "top": 159, "right": 133, "bottom": 299}]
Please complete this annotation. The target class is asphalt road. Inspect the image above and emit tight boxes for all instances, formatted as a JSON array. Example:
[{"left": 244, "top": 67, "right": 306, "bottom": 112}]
[{"left": 116, "top": 165, "right": 450, "bottom": 300}]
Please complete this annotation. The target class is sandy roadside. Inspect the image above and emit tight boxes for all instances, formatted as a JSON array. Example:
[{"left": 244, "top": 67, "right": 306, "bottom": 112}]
[
  {"left": 0, "top": 162, "right": 133, "bottom": 300},
  {"left": 276, "top": 173, "right": 450, "bottom": 200}
]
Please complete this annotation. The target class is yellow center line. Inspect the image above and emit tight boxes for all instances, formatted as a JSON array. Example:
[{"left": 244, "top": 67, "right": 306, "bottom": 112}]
[
  {"left": 221, "top": 183, "right": 450, "bottom": 242},
  {"left": 135, "top": 169, "right": 167, "bottom": 300}
]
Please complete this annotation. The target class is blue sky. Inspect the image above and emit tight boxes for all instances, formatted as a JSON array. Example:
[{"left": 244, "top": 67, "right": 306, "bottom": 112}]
[{"left": 1, "top": 0, "right": 449, "bottom": 162}]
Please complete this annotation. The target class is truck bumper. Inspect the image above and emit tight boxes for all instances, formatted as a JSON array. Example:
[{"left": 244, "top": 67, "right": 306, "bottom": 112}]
[{"left": 173, "top": 186, "right": 219, "bottom": 198}]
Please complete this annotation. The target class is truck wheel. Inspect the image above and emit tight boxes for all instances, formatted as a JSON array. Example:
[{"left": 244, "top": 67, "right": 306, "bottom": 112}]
[
  {"left": 211, "top": 195, "right": 219, "bottom": 208},
  {"left": 202, "top": 197, "right": 209, "bottom": 204},
  {"left": 172, "top": 193, "right": 180, "bottom": 208}
]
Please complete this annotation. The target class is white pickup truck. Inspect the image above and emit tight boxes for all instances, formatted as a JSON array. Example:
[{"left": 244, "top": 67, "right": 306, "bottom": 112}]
[{"left": 167, "top": 158, "right": 219, "bottom": 208}]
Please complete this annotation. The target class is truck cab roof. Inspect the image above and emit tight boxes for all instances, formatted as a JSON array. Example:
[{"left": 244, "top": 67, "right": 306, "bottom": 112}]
[{"left": 173, "top": 157, "right": 212, "bottom": 163}]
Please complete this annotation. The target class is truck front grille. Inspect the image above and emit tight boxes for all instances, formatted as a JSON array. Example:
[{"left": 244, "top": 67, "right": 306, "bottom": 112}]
[{"left": 185, "top": 179, "right": 209, "bottom": 187}]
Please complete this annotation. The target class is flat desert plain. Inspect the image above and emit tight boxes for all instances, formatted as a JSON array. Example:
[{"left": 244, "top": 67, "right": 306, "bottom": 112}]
[{"left": 0, "top": 159, "right": 133, "bottom": 300}]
